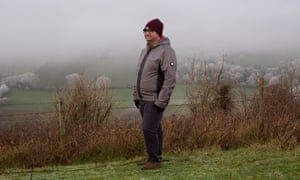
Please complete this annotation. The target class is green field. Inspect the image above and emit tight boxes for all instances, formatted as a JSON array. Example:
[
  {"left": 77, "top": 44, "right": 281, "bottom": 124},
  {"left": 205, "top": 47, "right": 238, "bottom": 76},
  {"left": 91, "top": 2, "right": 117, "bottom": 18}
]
[
  {"left": 1, "top": 85, "right": 257, "bottom": 114},
  {"left": 0, "top": 85, "right": 189, "bottom": 112},
  {"left": 0, "top": 89, "right": 55, "bottom": 111},
  {"left": 1, "top": 145, "right": 299, "bottom": 179}
]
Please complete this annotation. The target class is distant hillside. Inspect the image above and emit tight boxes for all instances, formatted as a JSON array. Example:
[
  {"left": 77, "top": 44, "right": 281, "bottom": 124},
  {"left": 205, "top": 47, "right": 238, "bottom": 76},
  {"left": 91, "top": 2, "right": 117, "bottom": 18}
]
[
  {"left": 1, "top": 50, "right": 299, "bottom": 89},
  {"left": 226, "top": 51, "right": 300, "bottom": 66}
]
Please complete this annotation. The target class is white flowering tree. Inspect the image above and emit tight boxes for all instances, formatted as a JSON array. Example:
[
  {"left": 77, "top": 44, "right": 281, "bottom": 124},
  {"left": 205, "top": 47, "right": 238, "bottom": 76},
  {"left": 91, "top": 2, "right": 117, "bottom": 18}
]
[
  {"left": 96, "top": 75, "right": 111, "bottom": 88},
  {"left": 65, "top": 73, "right": 80, "bottom": 89},
  {"left": 0, "top": 84, "right": 9, "bottom": 97},
  {"left": 0, "top": 84, "right": 9, "bottom": 105},
  {"left": 2, "top": 72, "right": 40, "bottom": 90}
]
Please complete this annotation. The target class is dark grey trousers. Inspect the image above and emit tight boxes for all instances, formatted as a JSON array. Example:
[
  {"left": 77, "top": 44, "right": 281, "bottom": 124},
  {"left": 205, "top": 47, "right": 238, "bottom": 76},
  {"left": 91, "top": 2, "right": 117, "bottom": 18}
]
[{"left": 139, "top": 100, "right": 163, "bottom": 162}]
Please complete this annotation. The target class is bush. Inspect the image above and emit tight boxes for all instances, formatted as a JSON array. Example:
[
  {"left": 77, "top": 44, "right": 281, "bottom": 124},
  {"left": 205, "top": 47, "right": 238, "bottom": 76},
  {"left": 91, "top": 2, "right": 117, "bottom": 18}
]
[
  {"left": 0, "top": 71, "right": 299, "bottom": 170},
  {"left": 247, "top": 84, "right": 300, "bottom": 148},
  {"left": 55, "top": 75, "right": 112, "bottom": 127}
]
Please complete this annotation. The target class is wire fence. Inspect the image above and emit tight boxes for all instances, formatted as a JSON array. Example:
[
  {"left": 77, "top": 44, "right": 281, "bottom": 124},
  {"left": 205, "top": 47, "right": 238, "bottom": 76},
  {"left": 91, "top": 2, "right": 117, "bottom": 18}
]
[
  {"left": 1, "top": 92, "right": 300, "bottom": 118},
  {"left": 1, "top": 87, "right": 300, "bottom": 176}
]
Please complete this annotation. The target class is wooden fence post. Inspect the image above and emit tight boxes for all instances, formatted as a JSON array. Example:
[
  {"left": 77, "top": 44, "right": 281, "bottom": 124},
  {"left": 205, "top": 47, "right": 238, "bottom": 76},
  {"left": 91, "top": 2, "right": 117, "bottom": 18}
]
[
  {"left": 259, "top": 78, "right": 265, "bottom": 132},
  {"left": 58, "top": 97, "right": 65, "bottom": 145}
]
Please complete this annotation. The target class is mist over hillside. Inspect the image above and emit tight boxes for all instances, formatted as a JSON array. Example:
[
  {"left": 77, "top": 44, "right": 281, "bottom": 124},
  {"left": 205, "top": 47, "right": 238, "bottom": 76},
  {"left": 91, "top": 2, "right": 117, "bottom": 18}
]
[
  {"left": 1, "top": 49, "right": 300, "bottom": 89},
  {"left": 1, "top": 1, "right": 300, "bottom": 65}
]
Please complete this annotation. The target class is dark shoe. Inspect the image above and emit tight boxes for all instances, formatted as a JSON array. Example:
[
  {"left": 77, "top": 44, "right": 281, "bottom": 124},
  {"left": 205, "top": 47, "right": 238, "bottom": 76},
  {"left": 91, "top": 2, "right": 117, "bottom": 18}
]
[{"left": 141, "top": 161, "right": 161, "bottom": 170}]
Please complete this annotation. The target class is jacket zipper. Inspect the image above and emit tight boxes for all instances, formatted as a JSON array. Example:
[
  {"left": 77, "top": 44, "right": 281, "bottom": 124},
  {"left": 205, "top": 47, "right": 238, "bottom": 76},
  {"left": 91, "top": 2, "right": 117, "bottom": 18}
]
[{"left": 137, "top": 49, "right": 151, "bottom": 99}]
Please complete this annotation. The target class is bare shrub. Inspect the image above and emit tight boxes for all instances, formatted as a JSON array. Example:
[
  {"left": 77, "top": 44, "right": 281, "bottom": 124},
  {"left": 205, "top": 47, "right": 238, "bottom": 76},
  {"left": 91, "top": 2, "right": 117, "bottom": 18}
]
[
  {"left": 55, "top": 74, "right": 112, "bottom": 127},
  {"left": 247, "top": 84, "right": 300, "bottom": 148},
  {"left": 215, "top": 85, "right": 234, "bottom": 112},
  {"left": 1, "top": 64, "right": 300, "bottom": 170},
  {"left": 0, "top": 119, "right": 62, "bottom": 169},
  {"left": 51, "top": 74, "right": 115, "bottom": 161},
  {"left": 0, "top": 75, "right": 116, "bottom": 169},
  {"left": 182, "top": 55, "right": 299, "bottom": 151},
  {"left": 182, "top": 56, "right": 245, "bottom": 151},
  {"left": 163, "top": 110, "right": 253, "bottom": 152},
  {"left": 186, "top": 55, "right": 234, "bottom": 118},
  {"left": 0, "top": 117, "right": 146, "bottom": 169}
]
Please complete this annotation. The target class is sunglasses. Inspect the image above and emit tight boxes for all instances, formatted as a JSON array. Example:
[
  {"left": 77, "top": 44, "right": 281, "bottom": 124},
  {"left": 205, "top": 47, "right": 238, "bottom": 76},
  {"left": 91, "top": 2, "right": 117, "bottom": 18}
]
[{"left": 143, "top": 28, "right": 154, "bottom": 33}]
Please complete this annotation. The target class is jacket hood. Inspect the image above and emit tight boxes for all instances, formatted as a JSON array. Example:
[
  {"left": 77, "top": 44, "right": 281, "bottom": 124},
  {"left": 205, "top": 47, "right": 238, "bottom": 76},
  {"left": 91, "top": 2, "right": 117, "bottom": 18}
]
[
  {"left": 158, "top": 37, "right": 170, "bottom": 46},
  {"left": 147, "top": 37, "right": 170, "bottom": 49}
]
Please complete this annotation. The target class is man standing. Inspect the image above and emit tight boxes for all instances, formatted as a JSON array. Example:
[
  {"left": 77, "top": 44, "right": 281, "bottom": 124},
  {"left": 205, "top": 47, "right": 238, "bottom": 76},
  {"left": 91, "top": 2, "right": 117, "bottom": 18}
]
[{"left": 133, "top": 18, "right": 177, "bottom": 170}]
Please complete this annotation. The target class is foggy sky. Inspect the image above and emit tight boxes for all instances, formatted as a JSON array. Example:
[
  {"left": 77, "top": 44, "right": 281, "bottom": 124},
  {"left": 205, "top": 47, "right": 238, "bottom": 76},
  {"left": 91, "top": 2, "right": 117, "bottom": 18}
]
[{"left": 0, "top": 0, "right": 299, "bottom": 61}]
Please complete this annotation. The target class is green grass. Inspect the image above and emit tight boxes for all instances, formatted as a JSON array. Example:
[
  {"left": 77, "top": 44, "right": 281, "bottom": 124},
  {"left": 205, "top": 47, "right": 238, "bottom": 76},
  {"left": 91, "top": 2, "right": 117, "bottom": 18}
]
[
  {"left": 1, "top": 85, "right": 257, "bottom": 115},
  {"left": 1, "top": 85, "right": 189, "bottom": 112},
  {"left": 111, "top": 84, "right": 189, "bottom": 114},
  {"left": 1, "top": 89, "right": 55, "bottom": 111},
  {"left": 1, "top": 145, "right": 299, "bottom": 179}
]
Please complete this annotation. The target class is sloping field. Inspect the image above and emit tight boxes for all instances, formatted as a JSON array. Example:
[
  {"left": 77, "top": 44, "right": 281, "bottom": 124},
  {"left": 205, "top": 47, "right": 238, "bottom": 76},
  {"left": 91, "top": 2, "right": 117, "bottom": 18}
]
[{"left": 1, "top": 145, "right": 299, "bottom": 179}]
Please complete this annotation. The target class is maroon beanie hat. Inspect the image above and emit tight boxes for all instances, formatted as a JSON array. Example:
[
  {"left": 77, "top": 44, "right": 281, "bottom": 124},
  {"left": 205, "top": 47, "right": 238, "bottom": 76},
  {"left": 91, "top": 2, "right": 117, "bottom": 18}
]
[{"left": 143, "top": 18, "right": 163, "bottom": 36}]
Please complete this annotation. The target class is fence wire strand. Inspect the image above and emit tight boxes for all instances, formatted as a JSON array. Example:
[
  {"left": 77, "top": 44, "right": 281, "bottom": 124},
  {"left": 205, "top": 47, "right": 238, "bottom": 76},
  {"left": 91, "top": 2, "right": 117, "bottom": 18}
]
[{"left": 1, "top": 93, "right": 300, "bottom": 118}]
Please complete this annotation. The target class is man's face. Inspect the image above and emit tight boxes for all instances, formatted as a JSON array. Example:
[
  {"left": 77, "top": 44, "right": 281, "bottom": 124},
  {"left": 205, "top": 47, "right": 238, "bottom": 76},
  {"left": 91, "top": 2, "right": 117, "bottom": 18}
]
[{"left": 143, "top": 28, "right": 160, "bottom": 42}]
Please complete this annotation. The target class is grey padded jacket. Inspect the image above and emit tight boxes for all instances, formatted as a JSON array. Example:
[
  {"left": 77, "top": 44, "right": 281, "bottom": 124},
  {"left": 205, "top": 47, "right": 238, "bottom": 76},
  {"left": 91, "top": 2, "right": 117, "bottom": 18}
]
[{"left": 133, "top": 37, "right": 177, "bottom": 109}]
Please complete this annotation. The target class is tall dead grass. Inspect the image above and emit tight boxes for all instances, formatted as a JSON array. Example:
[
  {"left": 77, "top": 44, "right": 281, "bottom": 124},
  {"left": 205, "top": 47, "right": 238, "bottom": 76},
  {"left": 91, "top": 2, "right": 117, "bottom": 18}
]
[
  {"left": 0, "top": 75, "right": 144, "bottom": 169},
  {"left": 167, "top": 57, "right": 300, "bottom": 152},
  {"left": 0, "top": 70, "right": 299, "bottom": 170},
  {"left": 247, "top": 84, "right": 300, "bottom": 148},
  {"left": 55, "top": 75, "right": 112, "bottom": 127}
]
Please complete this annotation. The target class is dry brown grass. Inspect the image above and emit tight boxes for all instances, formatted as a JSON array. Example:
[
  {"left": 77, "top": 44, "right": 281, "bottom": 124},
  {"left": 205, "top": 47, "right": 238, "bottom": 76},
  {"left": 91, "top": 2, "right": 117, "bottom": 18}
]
[
  {"left": 0, "top": 118, "right": 145, "bottom": 169},
  {"left": 247, "top": 84, "right": 300, "bottom": 148},
  {"left": 0, "top": 75, "right": 145, "bottom": 169},
  {"left": 0, "top": 74, "right": 299, "bottom": 170},
  {"left": 55, "top": 75, "right": 112, "bottom": 127}
]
